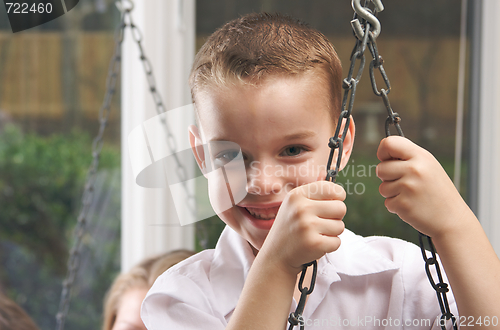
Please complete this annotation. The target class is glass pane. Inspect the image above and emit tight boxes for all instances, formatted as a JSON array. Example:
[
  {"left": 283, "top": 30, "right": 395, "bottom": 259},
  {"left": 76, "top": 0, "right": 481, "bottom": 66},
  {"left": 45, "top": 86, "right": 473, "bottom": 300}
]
[
  {"left": 195, "top": 0, "right": 468, "bottom": 247},
  {"left": 0, "top": 1, "right": 121, "bottom": 329}
]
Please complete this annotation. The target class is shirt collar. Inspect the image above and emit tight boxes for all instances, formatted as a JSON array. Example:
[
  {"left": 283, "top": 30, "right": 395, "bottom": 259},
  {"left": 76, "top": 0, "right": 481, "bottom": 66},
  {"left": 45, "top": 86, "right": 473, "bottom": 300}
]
[
  {"left": 209, "top": 226, "right": 400, "bottom": 318},
  {"left": 325, "top": 228, "right": 400, "bottom": 276},
  {"left": 210, "top": 226, "right": 255, "bottom": 318}
]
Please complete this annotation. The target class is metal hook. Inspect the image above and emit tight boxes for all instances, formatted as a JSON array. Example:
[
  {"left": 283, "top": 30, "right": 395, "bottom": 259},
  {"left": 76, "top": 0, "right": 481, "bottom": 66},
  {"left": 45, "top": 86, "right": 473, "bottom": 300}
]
[
  {"left": 115, "top": 0, "right": 134, "bottom": 13},
  {"left": 351, "top": 0, "right": 384, "bottom": 40}
]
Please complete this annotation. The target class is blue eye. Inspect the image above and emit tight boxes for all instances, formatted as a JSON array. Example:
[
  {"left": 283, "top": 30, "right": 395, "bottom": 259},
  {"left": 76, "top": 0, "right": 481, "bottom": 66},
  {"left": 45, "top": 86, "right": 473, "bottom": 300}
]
[{"left": 282, "top": 146, "right": 304, "bottom": 157}]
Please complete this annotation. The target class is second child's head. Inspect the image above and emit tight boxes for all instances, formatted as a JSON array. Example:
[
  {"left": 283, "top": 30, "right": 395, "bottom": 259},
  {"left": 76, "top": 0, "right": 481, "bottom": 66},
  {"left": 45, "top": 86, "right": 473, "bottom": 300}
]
[
  {"left": 188, "top": 13, "right": 355, "bottom": 251},
  {"left": 102, "top": 250, "right": 194, "bottom": 330}
]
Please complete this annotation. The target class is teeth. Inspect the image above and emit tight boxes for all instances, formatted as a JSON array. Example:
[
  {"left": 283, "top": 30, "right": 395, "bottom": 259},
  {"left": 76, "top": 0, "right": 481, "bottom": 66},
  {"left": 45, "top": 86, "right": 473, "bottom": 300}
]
[{"left": 245, "top": 207, "right": 279, "bottom": 220}]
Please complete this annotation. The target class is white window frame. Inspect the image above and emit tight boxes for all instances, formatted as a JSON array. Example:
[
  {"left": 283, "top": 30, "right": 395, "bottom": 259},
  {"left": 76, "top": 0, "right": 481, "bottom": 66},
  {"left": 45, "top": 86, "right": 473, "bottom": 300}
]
[
  {"left": 478, "top": 0, "right": 500, "bottom": 256},
  {"left": 121, "top": 0, "right": 196, "bottom": 272}
]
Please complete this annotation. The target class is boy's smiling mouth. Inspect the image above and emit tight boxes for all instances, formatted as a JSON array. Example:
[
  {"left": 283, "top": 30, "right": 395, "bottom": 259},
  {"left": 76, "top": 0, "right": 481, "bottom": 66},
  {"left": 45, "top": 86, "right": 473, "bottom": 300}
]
[
  {"left": 244, "top": 206, "right": 280, "bottom": 220},
  {"left": 238, "top": 202, "right": 282, "bottom": 230}
]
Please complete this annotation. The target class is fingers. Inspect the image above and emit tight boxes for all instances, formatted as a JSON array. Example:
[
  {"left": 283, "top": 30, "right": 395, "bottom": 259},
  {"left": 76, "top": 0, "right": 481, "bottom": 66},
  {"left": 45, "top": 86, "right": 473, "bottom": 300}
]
[
  {"left": 377, "top": 136, "right": 416, "bottom": 162},
  {"left": 384, "top": 196, "right": 402, "bottom": 215},
  {"left": 312, "top": 199, "right": 347, "bottom": 220},
  {"left": 285, "top": 185, "right": 346, "bottom": 245},
  {"left": 378, "top": 180, "right": 400, "bottom": 199},
  {"left": 376, "top": 159, "right": 406, "bottom": 182},
  {"left": 316, "top": 235, "right": 342, "bottom": 254},
  {"left": 317, "top": 217, "right": 345, "bottom": 238},
  {"left": 299, "top": 194, "right": 346, "bottom": 244},
  {"left": 309, "top": 199, "right": 346, "bottom": 236},
  {"left": 302, "top": 216, "right": 344, "bottom": 254}
]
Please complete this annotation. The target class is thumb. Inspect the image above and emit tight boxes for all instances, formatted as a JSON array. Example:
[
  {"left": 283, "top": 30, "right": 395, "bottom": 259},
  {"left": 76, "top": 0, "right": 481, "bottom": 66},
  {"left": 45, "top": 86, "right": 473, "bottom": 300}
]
[{"left": 377, "top": 136, "right": 414, "bottom": 161}]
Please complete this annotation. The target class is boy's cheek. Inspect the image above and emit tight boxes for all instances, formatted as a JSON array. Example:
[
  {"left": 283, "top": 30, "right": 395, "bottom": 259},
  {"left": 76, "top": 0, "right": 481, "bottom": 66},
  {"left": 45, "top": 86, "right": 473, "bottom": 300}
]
[
  {"left": 294, "top": 164, "right": 327, "bottom": 186},
  {"left": 280, "top": 164, "right": 325, "bottom": 193},
  {"left": 206, "top": 159, "right": 248, "bottom": 213},
  {"left": 207, "top": 174, "right": 236, "bottom": 215}
]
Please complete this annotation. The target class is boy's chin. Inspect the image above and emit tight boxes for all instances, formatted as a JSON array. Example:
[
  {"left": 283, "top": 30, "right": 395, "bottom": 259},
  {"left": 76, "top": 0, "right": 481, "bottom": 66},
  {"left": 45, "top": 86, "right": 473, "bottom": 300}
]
[{"left": 218, "top": 207, "right": 273, "bottom": 251}]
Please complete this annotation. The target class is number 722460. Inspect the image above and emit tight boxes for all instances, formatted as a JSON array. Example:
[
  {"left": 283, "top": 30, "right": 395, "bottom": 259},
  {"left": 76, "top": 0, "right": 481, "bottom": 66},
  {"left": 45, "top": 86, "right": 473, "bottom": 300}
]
[{"left": 5, "top": 2, "right": 53, "bottom": 14}]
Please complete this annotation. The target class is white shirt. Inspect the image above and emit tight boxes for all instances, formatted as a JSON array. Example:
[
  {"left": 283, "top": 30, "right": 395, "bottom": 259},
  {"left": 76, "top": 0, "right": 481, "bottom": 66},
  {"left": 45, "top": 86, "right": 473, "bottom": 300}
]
[{"left": 142, "top": 226, "right": 458, "bottom": 329}]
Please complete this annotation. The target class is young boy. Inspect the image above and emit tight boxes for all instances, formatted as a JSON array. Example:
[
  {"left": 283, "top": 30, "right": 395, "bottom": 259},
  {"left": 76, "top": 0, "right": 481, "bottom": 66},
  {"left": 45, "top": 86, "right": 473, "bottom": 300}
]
[{"left": 141, "top": 13, "right": 500, "bottom": 329}]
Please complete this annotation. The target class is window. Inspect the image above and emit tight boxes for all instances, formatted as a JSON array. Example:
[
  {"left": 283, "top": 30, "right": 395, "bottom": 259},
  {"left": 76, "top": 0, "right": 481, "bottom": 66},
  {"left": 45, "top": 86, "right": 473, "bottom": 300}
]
[{"left": 0, "top": 1, "right": 121, "bottom": 329}]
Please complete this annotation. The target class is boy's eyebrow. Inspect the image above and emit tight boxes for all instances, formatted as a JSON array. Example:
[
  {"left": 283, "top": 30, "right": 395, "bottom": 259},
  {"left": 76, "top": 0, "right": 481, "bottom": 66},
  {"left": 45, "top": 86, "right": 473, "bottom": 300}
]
[{"left": 283, "top": 131, "right": 317, "bottom": 140}]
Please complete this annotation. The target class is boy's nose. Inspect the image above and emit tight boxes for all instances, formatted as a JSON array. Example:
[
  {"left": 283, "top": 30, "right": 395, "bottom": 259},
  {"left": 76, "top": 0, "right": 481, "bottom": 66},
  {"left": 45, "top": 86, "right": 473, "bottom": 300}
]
[{"left": 246, "top": 161, "right": 284, "bottom": 195}]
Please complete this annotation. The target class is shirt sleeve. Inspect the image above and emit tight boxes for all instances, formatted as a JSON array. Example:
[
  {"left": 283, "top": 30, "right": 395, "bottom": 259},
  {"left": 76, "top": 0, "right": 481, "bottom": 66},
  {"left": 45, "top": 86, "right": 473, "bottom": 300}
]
[{"left": 141, "top": 269, "right": 227, "bottom": 330}]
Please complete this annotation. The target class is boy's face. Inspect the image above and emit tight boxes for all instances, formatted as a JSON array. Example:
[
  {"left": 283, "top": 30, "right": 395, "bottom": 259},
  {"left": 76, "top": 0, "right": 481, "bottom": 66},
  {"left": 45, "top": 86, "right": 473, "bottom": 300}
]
[{"left": 190, "top": 74, "right": 354, "bottom": 251}]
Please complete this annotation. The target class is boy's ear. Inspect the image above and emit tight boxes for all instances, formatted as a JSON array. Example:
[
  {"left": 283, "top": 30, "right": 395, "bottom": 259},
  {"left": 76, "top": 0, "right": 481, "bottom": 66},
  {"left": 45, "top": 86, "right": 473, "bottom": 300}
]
[
  {"left": 188, "top": 125, "right": 207, "bottom": 176},
  {"left": 339, "top": 116, "right": 356, "bottom": 171}
]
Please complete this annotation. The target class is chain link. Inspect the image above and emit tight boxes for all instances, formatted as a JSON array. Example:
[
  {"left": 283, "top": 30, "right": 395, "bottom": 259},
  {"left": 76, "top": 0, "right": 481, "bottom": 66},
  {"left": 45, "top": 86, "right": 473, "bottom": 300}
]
[
  {"left": 357, "top": 4, "right": 457, "bottom": 329},
  {"left": 288, "top": 7, "right": 373, "bottom": 330},
  {"left": 288, "top": 261, "right": 318, "bottom": 330},
  {"left": 125, "top": 10, "right": 204, "bottom": 240},
  {"left": 419, "top": 235, "right": 458, "bottom": 329},
  {"left": 288, "top": 6, "right": 372, "bottom": 330},
  {"left": 125, "top": 2, "right": 213, "bottom": 250},
  {"left": 55, "top": 3, "right": 204, "bottom": 329},
  {"left": 290, "top": 1, "right": 457, "bottom": 329},
  {"left": 55, "top": 9, "right": 125, "bottom": 330}
]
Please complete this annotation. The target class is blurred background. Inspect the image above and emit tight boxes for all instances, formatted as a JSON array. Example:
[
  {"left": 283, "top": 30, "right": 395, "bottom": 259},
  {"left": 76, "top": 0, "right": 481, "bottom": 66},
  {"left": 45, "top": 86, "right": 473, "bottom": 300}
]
[{"left": 1, "top": 0, "right": 498, "bottom": 329}]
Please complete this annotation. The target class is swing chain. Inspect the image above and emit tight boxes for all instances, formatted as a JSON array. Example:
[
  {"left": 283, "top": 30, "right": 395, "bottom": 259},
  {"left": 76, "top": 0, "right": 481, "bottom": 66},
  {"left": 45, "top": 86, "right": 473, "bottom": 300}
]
[
  {"left": 288, "top": 4, "right": 376, "bottom": 330},
  {"left": 365, "top": 35, "right": 404, "bottom": 137},
  {"left": 56, "top": 4, "right": 205, "bottom": 330},
  {"left": 288, "top": 261, "right": 318, "bottom": 330},
  {"left": 330, "top": 1, "right": 457, "bottom": 329},
  {"left": 360, "top": 4, "right": 457, "bottom": 329},
  {"left": 288, "top": 6, "right": 371, "bottom": 330},
  {"left": 419, "top": 234, "right": 458, "bottom": 329},
  {"left": 124, "top": 7, "right": 208, "bottom": 248},
  {"left": 55, "top": 9, "right": 126, "bottom": 330}
]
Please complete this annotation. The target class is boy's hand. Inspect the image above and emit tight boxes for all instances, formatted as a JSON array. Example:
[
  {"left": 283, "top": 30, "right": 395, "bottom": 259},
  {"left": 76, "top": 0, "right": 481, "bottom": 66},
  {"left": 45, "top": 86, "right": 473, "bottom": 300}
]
[
  {"left": 376, "top": 136, "right": 468, "bottom": 238},
  {"left": 259, "top": 179, "right": 346, "bottom": 276}
]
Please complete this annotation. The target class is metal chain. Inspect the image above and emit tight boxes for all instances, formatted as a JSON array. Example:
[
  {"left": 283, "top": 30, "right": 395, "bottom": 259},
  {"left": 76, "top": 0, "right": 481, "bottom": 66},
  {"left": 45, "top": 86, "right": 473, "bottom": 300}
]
[
  {"left": 288, "top": 261, "right": 318, "bottom": 330},
  {"left": 288, "top": 2, "right": 371, "bottom": 329},
  {"left": 56, "top": 2, "right": 204, "bottom": 329},
  {"left": 358, "top": 3, "right": 457, "bottom": 329},
  {"left": 288, "top": 3, "right": 372, "bottom": 328},
  {"left": 124, "top": 6, "right": 206, "bottom": 248},
  {"left": 55, "top": 7, "right": 125, "bottom": 330},
  {"left": 419, "top": 235, "right": 458, "bottom": 329},
  {"left": 290, "top": 1, "right": 457, "bottom": 329}
]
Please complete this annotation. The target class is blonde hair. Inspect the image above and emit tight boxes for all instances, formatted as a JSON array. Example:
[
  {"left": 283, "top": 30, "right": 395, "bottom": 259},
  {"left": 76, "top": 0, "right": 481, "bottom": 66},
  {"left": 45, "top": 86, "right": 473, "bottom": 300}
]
[
  {"left": 189, "top": 12, "right": 343, "bottom": 118},
  {"left": 0, "top": 293, "right": 40, "bottom": 330},
  {"left": 102, "top": 249, "right": 194, "bottom": 330}
]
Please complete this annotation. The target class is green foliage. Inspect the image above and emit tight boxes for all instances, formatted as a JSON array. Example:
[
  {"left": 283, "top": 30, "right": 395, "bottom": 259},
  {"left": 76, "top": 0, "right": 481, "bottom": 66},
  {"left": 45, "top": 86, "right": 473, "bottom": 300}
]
[
  {"left": 0, "top": 124, "right": 119, "bottom": 273},
  {"left": 0, "top": 124, "right": 121, "bottom": 330}
]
